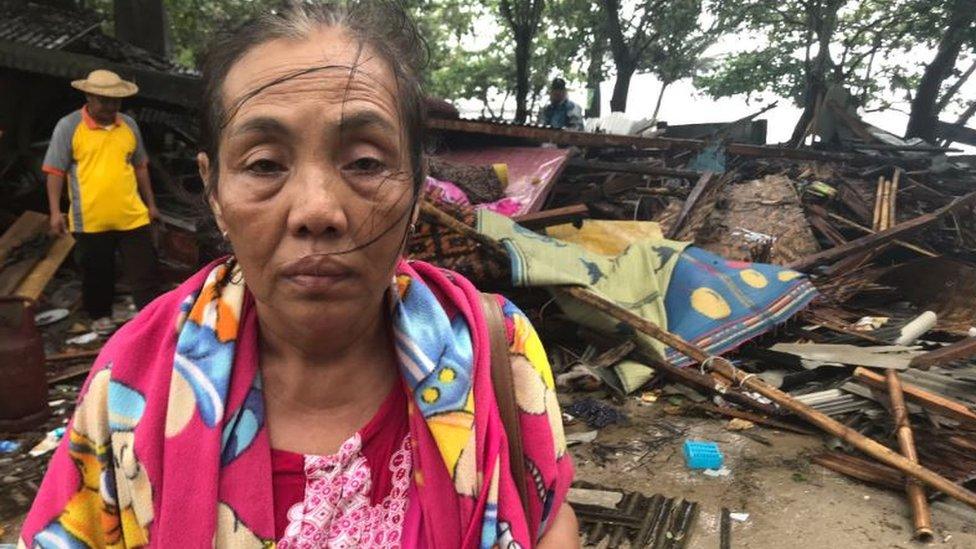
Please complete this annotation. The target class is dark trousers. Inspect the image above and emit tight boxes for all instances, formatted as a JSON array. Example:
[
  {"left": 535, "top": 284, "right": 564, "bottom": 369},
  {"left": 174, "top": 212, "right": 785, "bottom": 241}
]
[{"left": 74, "top": 226, "right": 161, "bottom": 319}]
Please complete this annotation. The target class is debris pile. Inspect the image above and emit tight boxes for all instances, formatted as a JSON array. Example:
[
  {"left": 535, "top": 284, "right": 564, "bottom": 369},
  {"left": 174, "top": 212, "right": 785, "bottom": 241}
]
[{"left": 409, "top": 111, "right": 976, "bottom": 543}]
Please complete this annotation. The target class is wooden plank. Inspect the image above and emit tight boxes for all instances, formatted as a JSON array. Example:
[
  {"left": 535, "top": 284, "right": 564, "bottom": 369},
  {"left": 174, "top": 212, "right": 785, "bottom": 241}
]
[
  {"left": 806, "top": 211, "right": 848, "bottom": 246},
  {"left": 909, "top": 337, "right": 976, "bottom": 370},
  {"left": 0, "top": 257, "right": 44, "bottom": 296},
  {"left": 0, "top": 211, "right": 51, "bottom": 296},
  {"left": 15, "top": 232, "right": 75, "bottom": 301},
  {"left": 665, "top": 171, "right": 715, "bottom": 239},
  {"left": 428, "top": 118, "right": 933, "bottom": 167},
  {"left": 812, "top": 452, "right": 904, "bottom": 490},
  {"left": 853, "top": 367, "right": 976, "bottom": 427},
  {"left": 567, "top": 158, "right": 703, "bottom": 179},
  {"left": 689, "top": 402, "right": 815, "bottom": 435},
  {"left": 789, "top": 191, "right": 976, "bottom": 271},
  {"left": 0, "top": 211, "right": 47, "bottom": 265},
  {"left": 810, "top": 205, "right": 937, "bottom": 257},
  {"left": 513, "top": 204, "right": 589, "bottom": 231}
]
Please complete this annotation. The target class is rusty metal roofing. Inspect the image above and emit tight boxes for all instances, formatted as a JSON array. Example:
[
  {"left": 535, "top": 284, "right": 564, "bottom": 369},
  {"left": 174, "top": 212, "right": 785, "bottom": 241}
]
[{"left": 0, "top": 1, "right": 100, "bottom": 50}]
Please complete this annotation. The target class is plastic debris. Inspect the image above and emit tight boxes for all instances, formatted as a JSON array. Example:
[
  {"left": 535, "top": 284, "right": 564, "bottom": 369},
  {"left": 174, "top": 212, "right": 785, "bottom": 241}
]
[
  {"left": 566, "top": 398, "right": 627, "bottom": 428},
  {"left": 34, "top": 308, "right": 69, "bottom": 326},
  {"left": 566, "top": 430, "right": 599, "bottom": 446},
  {"left": 0, "top": 440, "right": 20, "bottom": 453},
  {"left": 29, "top": 427, "right": 66, "bottom": 457},
  {"left": 703, "top": 467, "right": 732, "bottom": 477},
  {"left": 66, "top": 332, "right": 99, "bottom": 345},
  {"left": 683, "top": 439, "right": 724, "bottom": 470}
]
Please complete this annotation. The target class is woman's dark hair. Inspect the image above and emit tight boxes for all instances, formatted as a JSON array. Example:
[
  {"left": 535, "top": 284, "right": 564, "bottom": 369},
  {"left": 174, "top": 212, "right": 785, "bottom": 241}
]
[{"left": 198, "top": 1, "right": 428, "bottom": 196}]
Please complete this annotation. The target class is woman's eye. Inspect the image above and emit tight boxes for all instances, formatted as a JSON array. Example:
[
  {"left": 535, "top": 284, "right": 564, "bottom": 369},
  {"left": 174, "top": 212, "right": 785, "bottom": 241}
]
[
  {"left": 246, "top": 159, "right": 284, "bottom": 175},
  {"left": 346, "top": 157, "right": 385, "bottom": 173}
]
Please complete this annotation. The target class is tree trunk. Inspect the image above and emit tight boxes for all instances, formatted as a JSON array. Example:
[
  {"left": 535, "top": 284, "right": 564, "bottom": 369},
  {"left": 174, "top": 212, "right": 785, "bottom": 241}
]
[
  {"left": 513, "top": 33, "right": 531, "bottom": 123},
  {"left": 651, "top": 81, "right": 669, "bottom": 121},
  {"left": 906, "top": 0, "right": 973, "bottom": 141},
  {"left": 609, "top": 62, "right": 634, "bottom": 112},
  {"left": 789, "top": 0, "right": 841, "bottom": 146},
  {"left": 585, "top": 32, "right": 607, "bottom": 118}
]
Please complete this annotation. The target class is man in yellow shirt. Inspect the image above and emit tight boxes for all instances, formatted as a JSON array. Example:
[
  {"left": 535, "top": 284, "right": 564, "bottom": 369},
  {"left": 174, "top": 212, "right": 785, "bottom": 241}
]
[{"left": 43, "top": 70, "right": 161, "bottom": 333}]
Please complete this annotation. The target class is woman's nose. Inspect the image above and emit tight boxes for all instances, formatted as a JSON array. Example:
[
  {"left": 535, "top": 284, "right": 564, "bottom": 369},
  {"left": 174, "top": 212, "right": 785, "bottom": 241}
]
[{"left": 286, "top": 164, "right": 350, "bottom": 238}]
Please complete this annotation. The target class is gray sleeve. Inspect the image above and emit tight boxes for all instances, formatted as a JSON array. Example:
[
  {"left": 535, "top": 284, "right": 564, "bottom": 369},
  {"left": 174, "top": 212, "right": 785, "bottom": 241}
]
[
  {"left": 567, "top": 103, "right": 584, "bottom": 131},
  {"left": 42, "top": 117, "right": 75, "bottom": 175},
  {"left": 122, "top": 116, "right": 148, "bottom": 166}
]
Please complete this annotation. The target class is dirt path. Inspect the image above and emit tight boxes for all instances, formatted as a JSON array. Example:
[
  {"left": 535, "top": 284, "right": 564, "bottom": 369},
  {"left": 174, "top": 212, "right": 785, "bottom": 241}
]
[{"left": 569, "top": 397, "right": 976, "bottom": 548}]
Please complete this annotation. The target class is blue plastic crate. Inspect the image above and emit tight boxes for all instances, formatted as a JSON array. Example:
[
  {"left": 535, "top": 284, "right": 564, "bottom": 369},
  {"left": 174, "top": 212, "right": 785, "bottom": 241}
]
[{"left": 683, "top": 440, "right": 724, "bottom": 470}]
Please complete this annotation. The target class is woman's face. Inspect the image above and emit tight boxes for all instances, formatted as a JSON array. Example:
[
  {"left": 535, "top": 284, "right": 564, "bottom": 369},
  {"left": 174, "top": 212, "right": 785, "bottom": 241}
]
[{"left": 202, "top": 27, "right": 415, "bottom": 335}]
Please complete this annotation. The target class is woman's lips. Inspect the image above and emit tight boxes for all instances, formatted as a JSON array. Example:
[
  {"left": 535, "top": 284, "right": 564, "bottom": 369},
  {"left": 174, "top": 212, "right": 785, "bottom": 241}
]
[{"left": 280, "top": 255, "right": 353, "bottom": 291}]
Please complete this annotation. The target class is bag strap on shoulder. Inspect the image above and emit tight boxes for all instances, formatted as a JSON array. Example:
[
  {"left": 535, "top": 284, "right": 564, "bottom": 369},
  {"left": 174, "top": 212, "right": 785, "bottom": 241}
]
[{"left": 479, "top": 292, "right": 531, "bottom": 515}]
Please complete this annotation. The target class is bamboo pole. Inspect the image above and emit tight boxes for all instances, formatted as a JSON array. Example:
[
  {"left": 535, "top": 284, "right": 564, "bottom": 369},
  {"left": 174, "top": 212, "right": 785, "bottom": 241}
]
[
  {"left": 419, "top": 200, "right": 976, "bottom": 509},
  {"left": 889, "top": 169, "right": 901, "bottom": 228},
  {"left": 873, "top": 176, "right": 887, "bottom": 230},
  {"left": 885, "top": 369, "right": 934, "bottom": 541},
  {"left": 852, "top": 367, "right": 976, "bottom": 427}
]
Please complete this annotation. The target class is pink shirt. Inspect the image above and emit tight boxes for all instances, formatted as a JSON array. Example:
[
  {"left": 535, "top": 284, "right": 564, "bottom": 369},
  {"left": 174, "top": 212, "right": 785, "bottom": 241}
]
[{"left": 271, "top": 383, "right": 425, "bottom": 547}]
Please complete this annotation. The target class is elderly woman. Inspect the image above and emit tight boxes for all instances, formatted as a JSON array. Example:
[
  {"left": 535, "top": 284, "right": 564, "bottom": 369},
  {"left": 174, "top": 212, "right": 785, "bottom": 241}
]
[{"left": 20, "top": 3, "right": 576, "bottom": 548}]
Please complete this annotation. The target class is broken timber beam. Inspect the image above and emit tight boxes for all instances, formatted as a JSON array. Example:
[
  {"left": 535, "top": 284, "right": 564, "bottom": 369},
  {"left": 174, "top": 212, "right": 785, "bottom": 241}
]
[
  {"left": 790, "top": 191, "right": 976, "bottom": 271},
  {"left": 513, "top": 204, "right": 589, "bottom": 231},
  {"left": 886, "top": 369, "right": 934, "bottom": 541},
  {"left": 812, "top": 452, "right": 904, "bottom": 491},
  {"left": 909, "top": 337, "right": 976, "bottom": 370},
  {"left": 567, "top": 158, "right": 703, "bottom": 179},
  {"left": 853, "top": 367, "right": 976, "bottom": 428},
  {"left": 806, "top": 204, "right": 937, "bottom": 257},
  {"left": 665, "top": 171, "right": 716, "bottom": 239},
  {"left": 427, "top": 118, "right": 931, "bottom": 167}
]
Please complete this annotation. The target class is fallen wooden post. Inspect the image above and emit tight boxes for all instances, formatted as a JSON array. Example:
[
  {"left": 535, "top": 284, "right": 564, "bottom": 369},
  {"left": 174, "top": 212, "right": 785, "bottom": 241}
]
[
  {"left": 812, "top": 452, "right": 904, "bottom": 490},
  {"left": 909, "top": 337, "right": 976, "bottom": 369},
  {"left": 886, "top": 369, "right": 934, "bottom": 541},
  {"left": 567, "top": 158, "right": 703, "bottom": 179},
  {"left": 852, "top": 367, "right": 976, "bottom": 427},
  {"left": 688, "top": 402, "right": 814, "bottom": 435},
  {"left": 790, "top": 190, "right": 976, "bottom": 271},
  {"left": 665, "top": 171, "right": 716, "bottom": 239},
  {"left": 513, "top": 204, "right": 589, "bottom": 230}
]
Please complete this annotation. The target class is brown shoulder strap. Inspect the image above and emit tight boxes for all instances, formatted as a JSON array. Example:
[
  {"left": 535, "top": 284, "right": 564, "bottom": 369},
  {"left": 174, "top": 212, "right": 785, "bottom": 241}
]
[{"left": 479, "top": 292, "right": 531, "bottom": 515}]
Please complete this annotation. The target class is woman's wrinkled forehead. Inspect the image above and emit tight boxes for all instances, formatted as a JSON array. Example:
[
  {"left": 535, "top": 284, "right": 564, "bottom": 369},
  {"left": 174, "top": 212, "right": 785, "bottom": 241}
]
[{"left": 220, "top": 26, "right": 401, "bottom": 134}]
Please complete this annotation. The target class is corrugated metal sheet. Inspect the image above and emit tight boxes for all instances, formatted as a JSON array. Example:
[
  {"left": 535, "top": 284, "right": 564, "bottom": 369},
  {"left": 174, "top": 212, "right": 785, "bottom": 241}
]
[{"left": 0, "top": 1, "right": 100, "bottom": 50}]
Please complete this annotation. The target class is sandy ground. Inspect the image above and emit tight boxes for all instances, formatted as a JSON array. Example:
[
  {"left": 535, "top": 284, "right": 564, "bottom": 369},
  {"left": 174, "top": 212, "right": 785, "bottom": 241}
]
[
  {"left": 4, "top": 397, "right": 976, "bottom": 547},
  {"left": 569, "top": 396, "right": 976, "bottom": 549}
]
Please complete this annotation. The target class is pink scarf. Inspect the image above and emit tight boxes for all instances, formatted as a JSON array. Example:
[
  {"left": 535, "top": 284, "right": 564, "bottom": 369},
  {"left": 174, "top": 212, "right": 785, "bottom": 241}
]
[{"left": 21, "top": 258, "right": 573, "bottom": 548}]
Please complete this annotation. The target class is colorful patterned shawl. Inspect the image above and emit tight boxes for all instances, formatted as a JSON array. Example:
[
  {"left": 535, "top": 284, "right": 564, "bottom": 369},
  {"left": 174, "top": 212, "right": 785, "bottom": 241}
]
[{"left": 20, "top": 258, "right": 572, "bottom": 548}]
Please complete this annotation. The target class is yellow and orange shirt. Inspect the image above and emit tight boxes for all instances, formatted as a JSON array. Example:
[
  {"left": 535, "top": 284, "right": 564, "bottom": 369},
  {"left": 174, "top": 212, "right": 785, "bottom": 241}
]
[{"left": 42, "top": 106, "right": 150, "bottom": 233}]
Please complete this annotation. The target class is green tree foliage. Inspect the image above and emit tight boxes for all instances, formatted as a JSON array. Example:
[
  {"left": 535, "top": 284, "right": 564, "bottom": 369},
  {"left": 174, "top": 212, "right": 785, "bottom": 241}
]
[
  {"left": 601, "top": 0, "right": 715, "bottom": 113},
  {"left": 698, "top": 0, "right": 975, "bottom": 142}
]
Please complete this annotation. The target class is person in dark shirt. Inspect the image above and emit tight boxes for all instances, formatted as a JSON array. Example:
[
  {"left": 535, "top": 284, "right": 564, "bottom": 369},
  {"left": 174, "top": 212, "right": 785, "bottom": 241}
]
[{"left": 538, "top": 77, "right": 584, "bottom": 130}]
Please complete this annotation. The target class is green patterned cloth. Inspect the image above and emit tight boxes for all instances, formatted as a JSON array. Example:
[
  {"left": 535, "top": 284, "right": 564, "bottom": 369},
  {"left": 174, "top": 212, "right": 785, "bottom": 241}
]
[{"left": 478, "top": 211, "right": 689, "bottom": 391}]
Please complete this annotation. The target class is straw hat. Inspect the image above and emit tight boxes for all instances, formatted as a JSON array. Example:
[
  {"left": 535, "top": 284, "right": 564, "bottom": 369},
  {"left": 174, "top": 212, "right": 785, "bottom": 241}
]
[{"left": 71, "top": 69, "right": 139, "bottom": 98}]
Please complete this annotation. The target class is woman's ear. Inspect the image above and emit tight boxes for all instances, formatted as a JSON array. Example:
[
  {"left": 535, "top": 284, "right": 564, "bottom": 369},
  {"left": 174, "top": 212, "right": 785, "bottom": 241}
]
[{"left": 198, "top": 152, "right": 227, "bottom": 235}]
